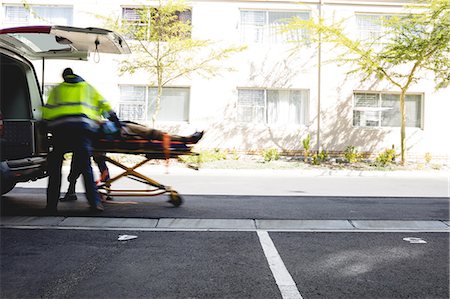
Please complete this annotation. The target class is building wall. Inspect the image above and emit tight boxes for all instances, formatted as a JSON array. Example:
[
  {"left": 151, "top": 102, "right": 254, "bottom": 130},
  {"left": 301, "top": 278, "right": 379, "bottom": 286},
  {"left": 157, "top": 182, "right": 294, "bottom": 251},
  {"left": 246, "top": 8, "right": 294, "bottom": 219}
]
[{"left": 1, "top": 0, "right": 449, "bottom": 161}]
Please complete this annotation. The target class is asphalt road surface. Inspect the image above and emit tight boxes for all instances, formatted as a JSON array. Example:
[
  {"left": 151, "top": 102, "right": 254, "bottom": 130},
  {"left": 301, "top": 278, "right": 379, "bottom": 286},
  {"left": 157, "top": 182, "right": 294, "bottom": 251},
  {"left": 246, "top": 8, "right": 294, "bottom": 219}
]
[{"left": 1, "top": 170, "right": 449, "bottom": 299}]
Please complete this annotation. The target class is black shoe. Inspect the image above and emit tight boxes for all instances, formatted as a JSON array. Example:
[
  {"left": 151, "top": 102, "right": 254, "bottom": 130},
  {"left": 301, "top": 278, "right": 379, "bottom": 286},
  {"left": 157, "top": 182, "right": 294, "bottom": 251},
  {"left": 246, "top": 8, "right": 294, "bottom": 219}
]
[
  {"left": 59, "top": 193, "right": 77, "bottom": 202},
  {"left": 189, "top": 131, "right": 204, "bottom": 144},
  {"left": 90, "top": 203, "right": 104, "bottom": 212}
]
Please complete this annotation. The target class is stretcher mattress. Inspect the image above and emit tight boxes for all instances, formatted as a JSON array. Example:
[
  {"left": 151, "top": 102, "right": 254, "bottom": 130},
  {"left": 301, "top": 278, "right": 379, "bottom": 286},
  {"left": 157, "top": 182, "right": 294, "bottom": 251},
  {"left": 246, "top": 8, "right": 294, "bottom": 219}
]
[{"left": 93, "top": 138, "right": 193, "bottom": 159}]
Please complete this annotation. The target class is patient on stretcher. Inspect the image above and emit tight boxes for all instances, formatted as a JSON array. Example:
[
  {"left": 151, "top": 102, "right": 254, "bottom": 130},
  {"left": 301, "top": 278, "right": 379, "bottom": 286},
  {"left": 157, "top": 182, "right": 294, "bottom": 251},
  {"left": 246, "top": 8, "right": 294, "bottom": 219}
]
[
  {"left": 100, "top": 120, "right": 204, "bottom": 144},
  {"left": 59, "top": 122, "right": 203, "bottom": 202}
]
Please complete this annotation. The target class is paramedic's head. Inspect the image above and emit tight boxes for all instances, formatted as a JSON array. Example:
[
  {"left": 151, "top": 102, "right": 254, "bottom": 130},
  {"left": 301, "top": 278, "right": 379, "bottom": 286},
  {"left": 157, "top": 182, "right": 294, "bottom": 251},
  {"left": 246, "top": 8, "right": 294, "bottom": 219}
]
[{"left": 62, "top": 67, "right": 74, "bottom": 79}]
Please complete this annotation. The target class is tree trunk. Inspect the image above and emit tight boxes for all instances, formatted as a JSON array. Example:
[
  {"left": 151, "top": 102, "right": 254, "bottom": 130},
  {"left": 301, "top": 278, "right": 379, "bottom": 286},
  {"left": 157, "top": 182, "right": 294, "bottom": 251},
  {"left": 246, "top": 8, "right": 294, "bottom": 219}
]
[
  {"left": 399, "top": 89, "right": 407, "bottom": 165},
  {"left": 152, "top": 83, "right": 163, "bottom": 128},
  {"left": 152, "top": 40, "right": 163, "bottom": 128}
]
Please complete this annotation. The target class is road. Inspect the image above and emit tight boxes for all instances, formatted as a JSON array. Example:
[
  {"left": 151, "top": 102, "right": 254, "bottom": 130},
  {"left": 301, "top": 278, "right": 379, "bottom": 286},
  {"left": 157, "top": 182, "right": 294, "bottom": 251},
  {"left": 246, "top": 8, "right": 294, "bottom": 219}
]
[
  {"left": 1, "top": 168, "right": 449, "bottom": 298},
  {"left": 12, "top": 165, "right": 450, "bottom": 197}
]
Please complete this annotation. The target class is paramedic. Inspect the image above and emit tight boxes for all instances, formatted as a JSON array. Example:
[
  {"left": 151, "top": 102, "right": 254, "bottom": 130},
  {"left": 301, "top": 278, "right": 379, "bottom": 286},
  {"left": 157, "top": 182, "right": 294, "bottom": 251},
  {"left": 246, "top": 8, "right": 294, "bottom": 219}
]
[{"left": 42, "top": 68, "right": 120, "bottom": 212}]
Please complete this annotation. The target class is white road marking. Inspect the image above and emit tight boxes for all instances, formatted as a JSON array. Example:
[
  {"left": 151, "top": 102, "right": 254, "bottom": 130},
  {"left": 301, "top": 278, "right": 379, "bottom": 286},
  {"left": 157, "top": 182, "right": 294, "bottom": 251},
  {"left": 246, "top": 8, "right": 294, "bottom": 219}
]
[
  {"left": 257, "top": 230, "right": 303, "bottom": 299},
  {"left": 403, "top": 237, "right": 427, "bottom": 244},
  {"left": 118, "top": 234, "right": 138, "bottom": 241}
]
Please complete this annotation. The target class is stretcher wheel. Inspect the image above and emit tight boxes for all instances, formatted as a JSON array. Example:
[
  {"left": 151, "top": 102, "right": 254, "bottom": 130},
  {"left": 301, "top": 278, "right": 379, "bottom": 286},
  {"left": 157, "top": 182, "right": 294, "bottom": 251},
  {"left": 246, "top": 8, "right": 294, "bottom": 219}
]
[{"left": 168, "top": 191, "right": 183, "bottom": 207}]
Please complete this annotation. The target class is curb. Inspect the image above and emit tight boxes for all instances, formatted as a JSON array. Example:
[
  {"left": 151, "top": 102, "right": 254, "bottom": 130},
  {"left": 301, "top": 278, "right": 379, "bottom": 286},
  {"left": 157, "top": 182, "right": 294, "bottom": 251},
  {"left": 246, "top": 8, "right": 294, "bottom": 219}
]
[{"left": 2, "top": 216, "right": 449, "bottom": 232}]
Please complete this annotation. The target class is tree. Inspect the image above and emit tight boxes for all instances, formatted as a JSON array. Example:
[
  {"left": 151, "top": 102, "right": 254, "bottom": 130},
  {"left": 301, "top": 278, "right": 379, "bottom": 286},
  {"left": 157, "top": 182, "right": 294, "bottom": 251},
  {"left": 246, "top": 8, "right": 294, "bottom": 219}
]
[
  {"left": 287, "top": 0, "right": 450, "bottom": 164},
  {"left": 108, "top": 0, "right": 246, "bottom": 126}
]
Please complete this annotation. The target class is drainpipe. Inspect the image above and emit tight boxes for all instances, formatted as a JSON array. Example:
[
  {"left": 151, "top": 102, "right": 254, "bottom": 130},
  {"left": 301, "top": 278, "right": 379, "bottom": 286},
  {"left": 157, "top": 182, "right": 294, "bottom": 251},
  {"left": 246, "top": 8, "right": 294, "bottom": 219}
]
[
  {"left": 41, "top": 58, "right": 45, "bottom": 97},
  {"left": 316, "top": 0, "right": 324, "bottom": 153}
]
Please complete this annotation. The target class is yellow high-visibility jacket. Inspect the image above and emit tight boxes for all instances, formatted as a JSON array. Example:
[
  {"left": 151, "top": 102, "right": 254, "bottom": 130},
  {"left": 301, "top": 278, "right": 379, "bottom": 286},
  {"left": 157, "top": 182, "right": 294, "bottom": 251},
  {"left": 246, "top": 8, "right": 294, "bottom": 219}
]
[{"left": 42, "top": 81, "right": 111, "bottom": 122}]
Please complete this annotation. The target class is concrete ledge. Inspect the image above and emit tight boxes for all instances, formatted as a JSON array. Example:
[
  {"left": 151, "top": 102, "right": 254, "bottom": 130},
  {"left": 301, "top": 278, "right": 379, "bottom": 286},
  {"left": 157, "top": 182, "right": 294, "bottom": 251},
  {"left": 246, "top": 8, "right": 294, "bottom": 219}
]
[
  {"left": 0, "top": 216, "right": 64, "bottom": 226},
  {"left": 157, "top": 218, "right": 256, "bottom": 229},
  {"left": 351, "top": 220, "right": 449, "bottom": 230},
  {"left": 256, "top": 220, "right": 354, "bottom": 230},
  {"left": 1, "top": 217, "right": 449, "bottom": 231},
  {"left": 59, "top": 217, "right": 158, "bottom": 228}
]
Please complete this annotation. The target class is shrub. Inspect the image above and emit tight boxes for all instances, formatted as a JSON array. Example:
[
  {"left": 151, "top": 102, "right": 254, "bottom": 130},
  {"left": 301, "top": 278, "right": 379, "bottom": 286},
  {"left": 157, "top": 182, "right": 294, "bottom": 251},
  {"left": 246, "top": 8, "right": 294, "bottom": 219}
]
[
  {"left": 262, "top": 148, "right": 280, "bottom": 162},
  {"left": 344, "top": 145, "right": 361, "bottom": 163},
  {"left": 374, "top": 148, "right": 396, "bottom": 166},
  {"left": 318, "top": 149, "right": 329, "bottom": 161},
  {"left": 302, "top": 134, "right": 311, "bottom": 162},
  {"left": 424, "top": 152, "right": 432, "bottom": 164},
  {"left": 311, "top": 153, "right": 320, "bottom": 165},
  {"left": 311, "top": 150, "right": 329, "bottom": 165},
  {"left": 201, "top": 149, "right": 227, "bottom": 162},
  {"left": 179, "top": 149, "right": 227, "bottom": 164},
  {"left": 228, "top": 149, "right": 240, "bottom": 161}
]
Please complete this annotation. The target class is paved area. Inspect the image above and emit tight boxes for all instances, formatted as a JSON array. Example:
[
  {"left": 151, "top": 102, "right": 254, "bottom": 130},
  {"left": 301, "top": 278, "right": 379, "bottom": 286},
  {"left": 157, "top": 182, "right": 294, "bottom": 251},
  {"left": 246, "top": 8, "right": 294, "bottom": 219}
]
[
  {"left": 3, "top": 167, "right": 449, "bottom": 298},
  {"left": 1, "top": 227, "right": 448, "bottom": 299}
]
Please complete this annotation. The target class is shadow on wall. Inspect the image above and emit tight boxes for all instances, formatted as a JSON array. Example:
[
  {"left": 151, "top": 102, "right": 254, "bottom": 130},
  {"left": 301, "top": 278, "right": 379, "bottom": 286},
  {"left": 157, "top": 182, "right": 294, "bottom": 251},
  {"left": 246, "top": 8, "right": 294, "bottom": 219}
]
[
  {"left": 319, "top": 74, "right": 428, "bottom": 157},
  {"left": 194, "top": 49, "right": 317, "bottom": 152},
  {"left": 196, "top": 121, "right": 312, "bottom": 153},
  {"left": 248, "top": 50, "right": 315, "bottom": 88},
  {"left": 320, "top": 95, "right": 388, "bottom": 154}
]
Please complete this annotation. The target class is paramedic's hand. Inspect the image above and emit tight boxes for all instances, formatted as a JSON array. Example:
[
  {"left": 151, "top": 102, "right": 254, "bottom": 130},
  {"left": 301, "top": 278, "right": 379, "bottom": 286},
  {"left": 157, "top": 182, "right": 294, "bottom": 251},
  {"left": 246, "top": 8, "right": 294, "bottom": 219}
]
[{"left": 106, "top": 110, "right": 122, "bottom": 129}]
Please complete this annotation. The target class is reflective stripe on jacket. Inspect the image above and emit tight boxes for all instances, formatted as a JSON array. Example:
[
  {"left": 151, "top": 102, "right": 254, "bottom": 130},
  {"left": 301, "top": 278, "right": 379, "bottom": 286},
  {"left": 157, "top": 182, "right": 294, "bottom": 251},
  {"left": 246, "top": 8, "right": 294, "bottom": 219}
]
[{"left": 42, "top": 81, "right": 112, "bottom": 122}]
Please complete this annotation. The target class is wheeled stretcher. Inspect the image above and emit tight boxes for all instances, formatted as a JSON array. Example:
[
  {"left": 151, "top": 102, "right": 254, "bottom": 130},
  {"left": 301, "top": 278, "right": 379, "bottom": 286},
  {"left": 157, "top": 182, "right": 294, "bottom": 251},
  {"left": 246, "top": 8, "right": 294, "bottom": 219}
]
[{"left": 93, "top": 136, "right": 199, "bottom": 207}]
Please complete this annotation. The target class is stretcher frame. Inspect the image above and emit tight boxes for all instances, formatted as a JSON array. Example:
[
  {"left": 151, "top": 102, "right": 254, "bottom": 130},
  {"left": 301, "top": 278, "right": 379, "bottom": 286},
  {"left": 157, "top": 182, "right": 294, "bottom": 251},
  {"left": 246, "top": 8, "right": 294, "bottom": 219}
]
[{"left": 93, "top": 138, "right": 199, "bottom": 207}]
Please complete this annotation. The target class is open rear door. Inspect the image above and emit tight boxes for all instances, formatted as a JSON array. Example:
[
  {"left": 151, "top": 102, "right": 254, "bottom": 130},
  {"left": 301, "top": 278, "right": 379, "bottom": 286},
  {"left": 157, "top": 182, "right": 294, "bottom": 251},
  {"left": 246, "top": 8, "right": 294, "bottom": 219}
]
[{"left": 0, "top": 25, "right": 130, "bottom": 60}]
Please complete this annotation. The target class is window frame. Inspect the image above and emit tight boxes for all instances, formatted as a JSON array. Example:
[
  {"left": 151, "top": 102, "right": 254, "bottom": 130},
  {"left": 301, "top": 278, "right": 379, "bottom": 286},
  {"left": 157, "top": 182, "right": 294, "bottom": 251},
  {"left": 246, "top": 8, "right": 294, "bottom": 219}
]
[
  {"left": 118, "top": 85, "right": 190, "bottom": 123},
  {"left": 3, "top": 4, "right": 73, "bottom": 26},
  {"left": 239, "top": 9, "right": 310, "bottom": 44},
  {"left": 121, "top": 6, "right": 192, "bottom": 40},
  {"left": 237, "top": 88, "right": 310, "bottom": 125},
  {"left": 352, "top": 91, "right": 424, "bottom": 129},
  {"left": 355, "top": 13, "right": 395, "bottom": 44}
]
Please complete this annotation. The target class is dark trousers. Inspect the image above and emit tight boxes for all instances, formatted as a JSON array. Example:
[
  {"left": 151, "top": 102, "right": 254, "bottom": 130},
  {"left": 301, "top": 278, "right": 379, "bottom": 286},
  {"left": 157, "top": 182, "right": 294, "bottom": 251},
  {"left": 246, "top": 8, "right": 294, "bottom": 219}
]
[
  {"left": 46, "top": 122, "right": 101, "bottom": 210},
  {"left": 67, "top": 153, "right": 110, "bottom": 184}
]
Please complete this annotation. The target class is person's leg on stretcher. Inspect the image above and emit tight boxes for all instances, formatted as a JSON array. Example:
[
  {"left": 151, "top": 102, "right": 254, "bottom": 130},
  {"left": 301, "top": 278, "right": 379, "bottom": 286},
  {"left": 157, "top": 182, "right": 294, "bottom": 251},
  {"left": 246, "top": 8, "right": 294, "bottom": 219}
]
[{"left": 101, "top": 120, "right": 204, "bottom": 144}]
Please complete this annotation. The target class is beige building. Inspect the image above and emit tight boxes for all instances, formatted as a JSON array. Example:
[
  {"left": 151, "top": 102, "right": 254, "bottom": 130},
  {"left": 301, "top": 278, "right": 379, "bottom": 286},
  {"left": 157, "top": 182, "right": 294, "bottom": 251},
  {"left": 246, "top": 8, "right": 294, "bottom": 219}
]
[{"left": 2, "top": 0, "right": 449, "bottom": 162}]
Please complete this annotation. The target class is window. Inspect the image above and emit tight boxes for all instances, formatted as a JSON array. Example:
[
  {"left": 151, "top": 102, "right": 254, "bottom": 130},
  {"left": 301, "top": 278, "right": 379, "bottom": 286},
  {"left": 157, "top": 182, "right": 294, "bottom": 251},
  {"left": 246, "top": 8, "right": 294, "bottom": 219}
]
[
  {"left": 3, "top": 5, "right": 73, "bottom": 27},
  {"left": 237, "top": 89, "right": 309, "bottom": 125},
  {"left": 240, "top": 10, "right": 310, "bottom": 44},
  {"left": 121, "top": 8, "right": 150, "bottom": 39},
  {"left": 0, "top": 62, "right": 30, "bottom": 119},
  {"left": 353, "top": 92, "right": 422, "bottom": 128},
  {"left": 119, "top": 85, "right": 190, "bottom": 122},
  {"left": 356, "top": 14, "right": 392, "bottom": 43},
  {"left": 121, "top": 6, "right": 192, "bottom": 40},
  {"left": 3, "top": 6, "right": 29, "bottom": 25},
  {"left": 148, "top": 88, "right": 189, "bottom": 121}
]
